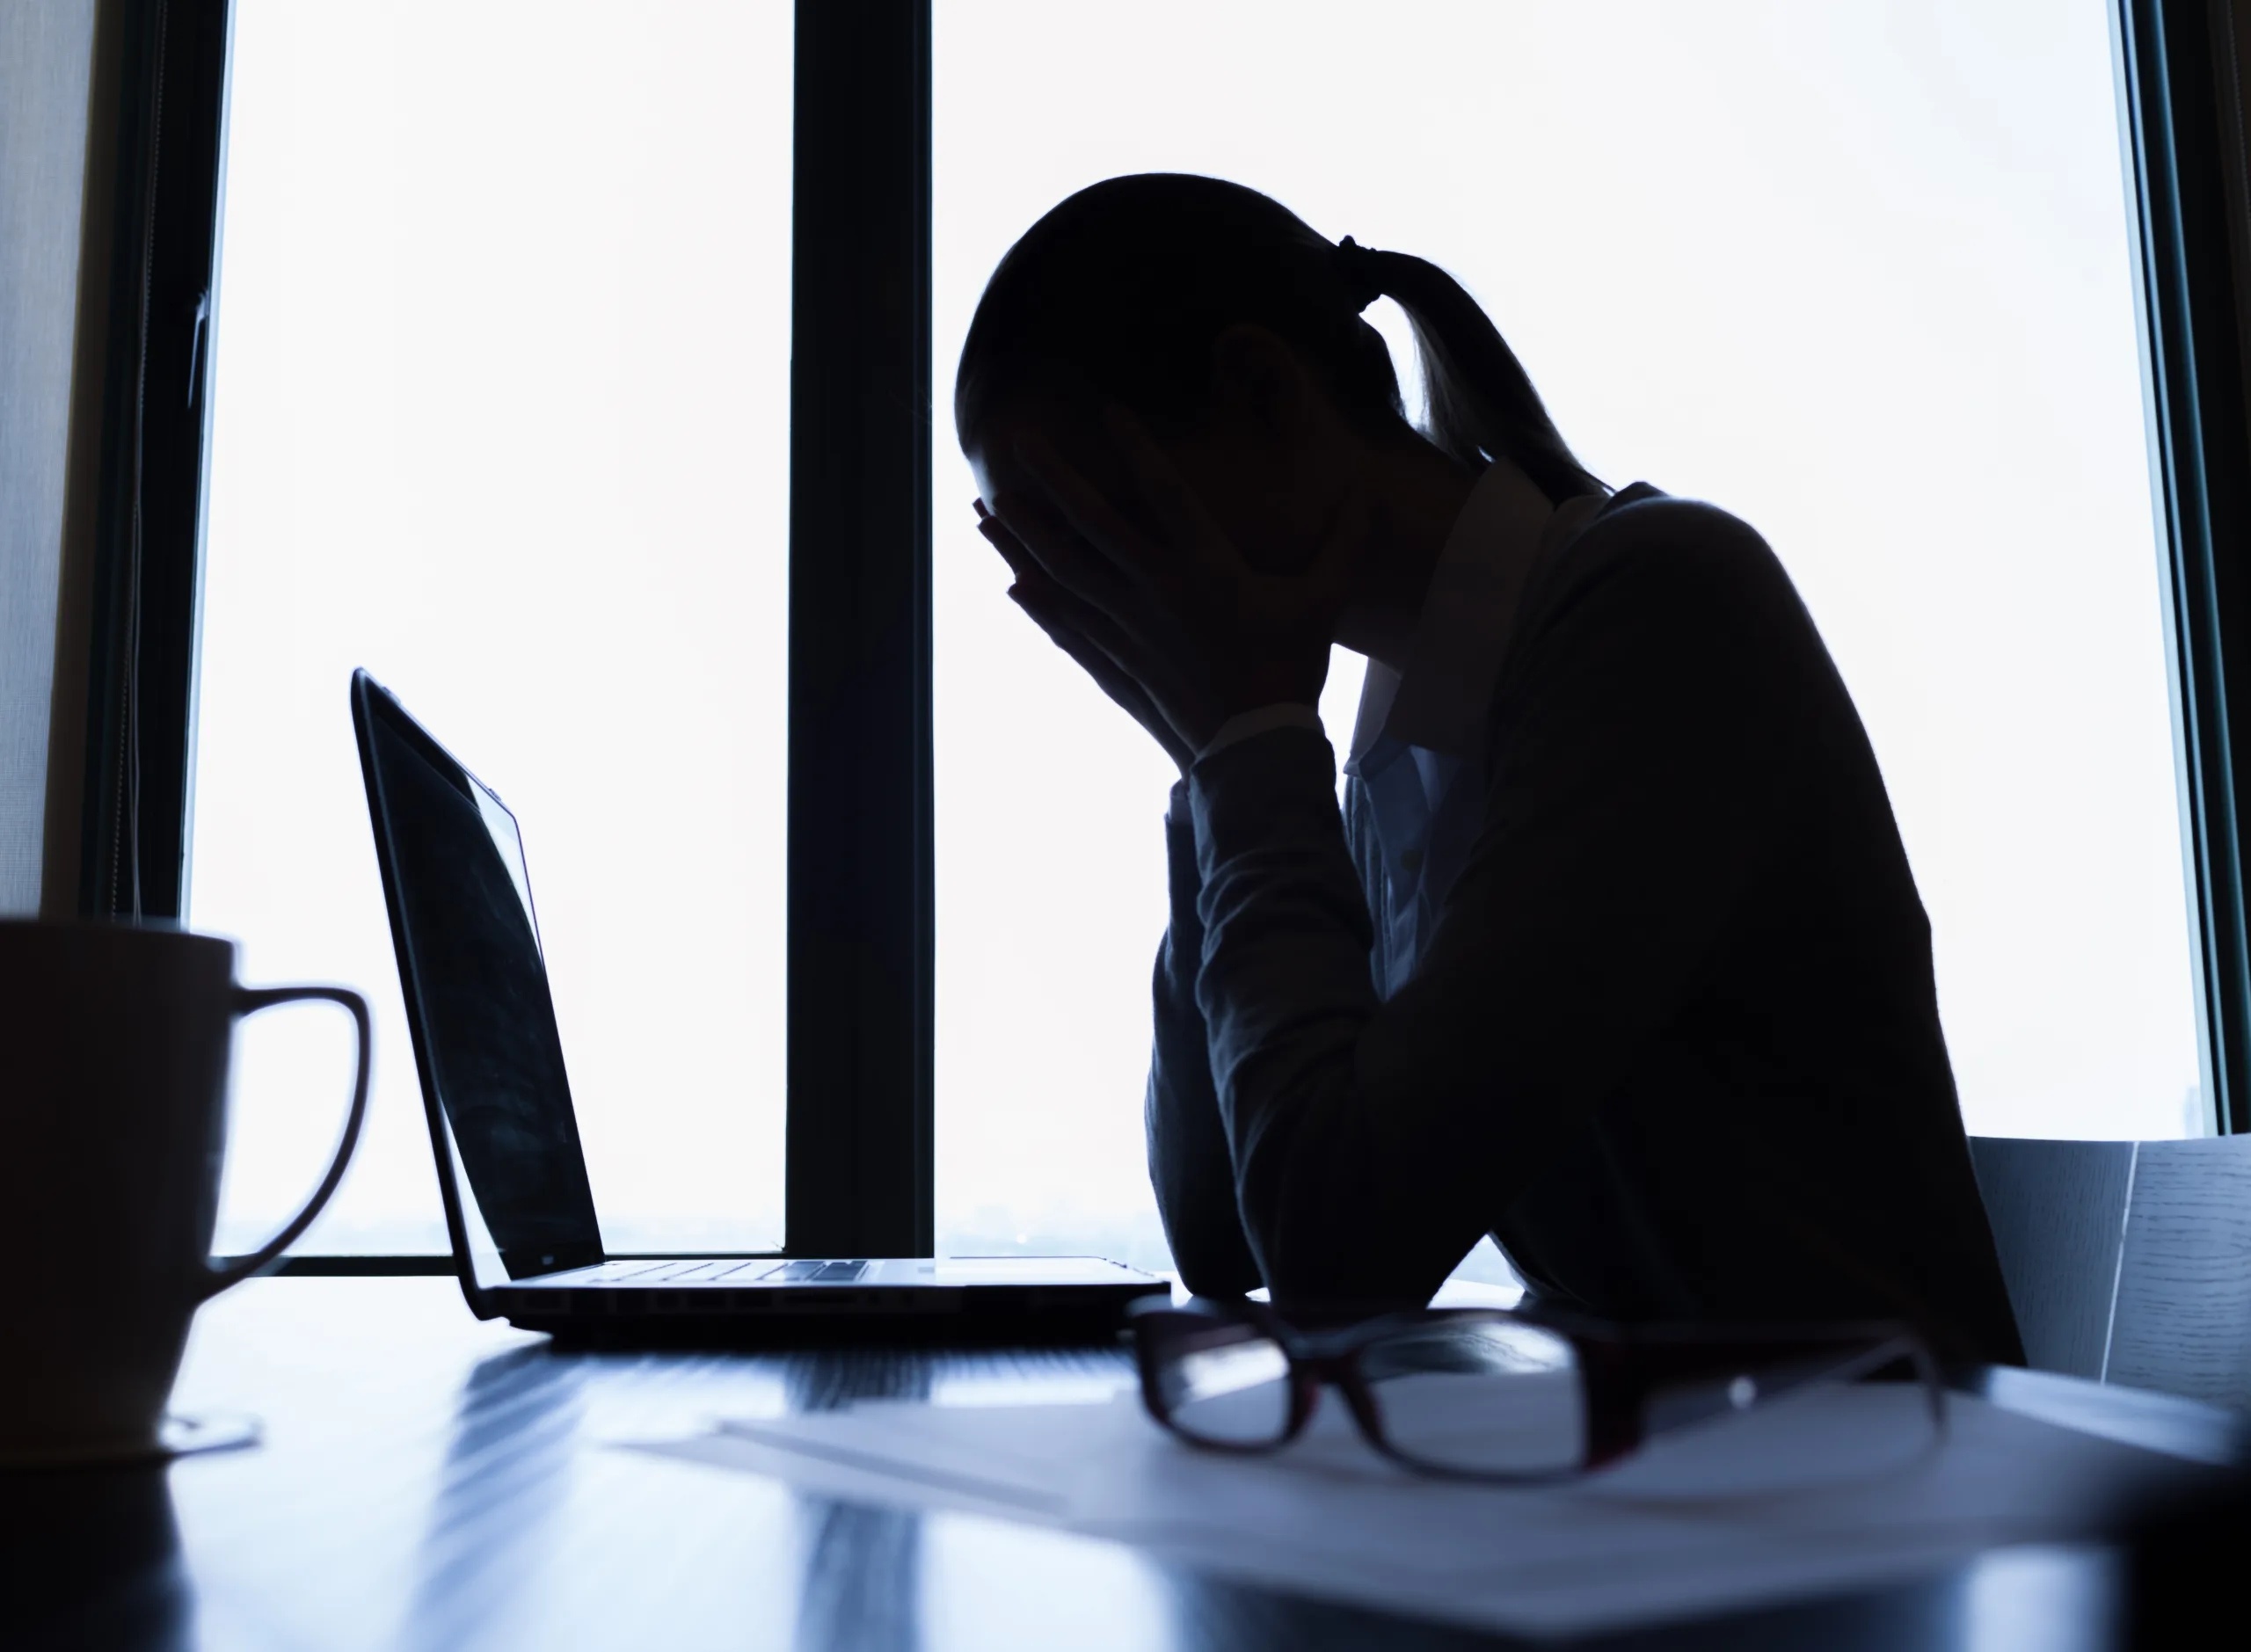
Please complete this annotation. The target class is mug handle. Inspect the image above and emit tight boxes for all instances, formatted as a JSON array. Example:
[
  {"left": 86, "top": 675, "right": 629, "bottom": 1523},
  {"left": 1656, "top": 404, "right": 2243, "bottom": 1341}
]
[{"left": 200, "top": 985, "right": 374, "bottom": 1299}]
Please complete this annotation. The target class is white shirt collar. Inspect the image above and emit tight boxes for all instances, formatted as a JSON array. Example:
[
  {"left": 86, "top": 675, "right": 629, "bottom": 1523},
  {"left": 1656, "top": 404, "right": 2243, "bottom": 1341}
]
[{"left": 1345, "top": 461, "right": 1599, "bottom": 769}]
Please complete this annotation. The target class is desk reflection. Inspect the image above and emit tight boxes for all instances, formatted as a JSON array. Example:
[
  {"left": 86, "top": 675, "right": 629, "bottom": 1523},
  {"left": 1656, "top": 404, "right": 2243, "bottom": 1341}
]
[
  {"left": 786, "top": 1350, "right": 930, "bottom": 1652},
  {"left": 403, "top": 1345, "right": 586, "bottom": 1648}
]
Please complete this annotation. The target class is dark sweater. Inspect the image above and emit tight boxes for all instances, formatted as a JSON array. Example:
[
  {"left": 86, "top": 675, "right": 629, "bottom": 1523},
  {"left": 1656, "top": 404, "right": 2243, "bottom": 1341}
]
[{"left": 1145, "top": 488, "right": 2026, "bottom": 1365}]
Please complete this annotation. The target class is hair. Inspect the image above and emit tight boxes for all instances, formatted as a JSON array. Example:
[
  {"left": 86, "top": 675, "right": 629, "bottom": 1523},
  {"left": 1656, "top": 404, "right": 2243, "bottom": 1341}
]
[{"left": 954, "top": 173, "right": 1604, "bottom": 504}]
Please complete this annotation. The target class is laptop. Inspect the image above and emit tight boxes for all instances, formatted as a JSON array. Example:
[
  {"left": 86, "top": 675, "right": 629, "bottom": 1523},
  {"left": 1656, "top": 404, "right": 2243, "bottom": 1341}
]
[{"left": 350, "top": 669, "right": 1163, "bottom": 1341}]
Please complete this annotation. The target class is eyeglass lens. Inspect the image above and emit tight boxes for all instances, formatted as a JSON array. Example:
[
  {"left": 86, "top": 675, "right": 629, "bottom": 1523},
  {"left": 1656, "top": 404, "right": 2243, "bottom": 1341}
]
[
  {"left": 1154, "top": 1319, "right": 1297, "bottom": 1445},
  {"left": 1150, "top": 1312, "right": 1592, "bottom": 1474},
  {"left": 1355, "top": 1318, "right": 1587, "bottom": 1476}
]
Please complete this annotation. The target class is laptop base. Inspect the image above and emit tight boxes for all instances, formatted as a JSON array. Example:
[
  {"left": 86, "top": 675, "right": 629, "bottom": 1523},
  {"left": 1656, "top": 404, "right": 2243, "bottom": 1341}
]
[{"left": 524, "top": 1299, "right": 1157, "bottom": 1350}]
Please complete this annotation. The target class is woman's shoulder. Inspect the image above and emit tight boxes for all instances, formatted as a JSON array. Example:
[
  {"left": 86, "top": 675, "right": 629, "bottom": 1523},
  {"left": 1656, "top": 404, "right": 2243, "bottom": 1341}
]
[
  {"left": 1483, "top": 488, "right": 1860, "bottom": 797},
  {"left": 1577, "top": 484, "right": 1781, "bottom": 571},
  {"left": 1532, "top": 484, "right": 1806, "bottom": 633}
]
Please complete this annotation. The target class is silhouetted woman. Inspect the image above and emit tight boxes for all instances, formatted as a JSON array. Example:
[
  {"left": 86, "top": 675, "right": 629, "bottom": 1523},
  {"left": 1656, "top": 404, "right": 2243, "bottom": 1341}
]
[{"left": 958, "top": 173, "right": 2022, "bottom": 1362}]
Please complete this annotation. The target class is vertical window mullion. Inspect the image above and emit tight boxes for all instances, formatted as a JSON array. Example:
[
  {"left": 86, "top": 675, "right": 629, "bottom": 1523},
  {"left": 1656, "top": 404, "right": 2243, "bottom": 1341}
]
[
  {"left": 783, "top": 0, "right": 935, "bottom": 1255},
  {"left": 2120, "top": 0, "right": 2251, "bottom": 1132},
  {"left": 72, "top": 0, "right": 229, "bottom": 924}
]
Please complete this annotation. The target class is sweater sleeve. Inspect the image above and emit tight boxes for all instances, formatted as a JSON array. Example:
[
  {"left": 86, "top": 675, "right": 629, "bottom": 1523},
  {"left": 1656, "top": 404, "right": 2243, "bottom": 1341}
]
[
  {"left": 1188, "top": 506, "right": 1794, "bottom": 1307},
  {"left": 1145, "top": 781, "right": 1264, "bottom": 1295}
]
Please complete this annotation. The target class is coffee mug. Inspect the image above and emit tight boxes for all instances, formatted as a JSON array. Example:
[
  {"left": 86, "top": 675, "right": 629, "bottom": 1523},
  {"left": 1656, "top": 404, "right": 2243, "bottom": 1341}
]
[{"left": 0, "top": 921, "right": 370, "bottom": 1466}]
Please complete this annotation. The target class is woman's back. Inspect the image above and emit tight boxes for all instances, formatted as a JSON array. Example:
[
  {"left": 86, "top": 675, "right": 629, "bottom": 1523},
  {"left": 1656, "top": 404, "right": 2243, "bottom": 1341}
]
[{"left": 1439, "top": 490, "right": 2022, "bottom": 1361}]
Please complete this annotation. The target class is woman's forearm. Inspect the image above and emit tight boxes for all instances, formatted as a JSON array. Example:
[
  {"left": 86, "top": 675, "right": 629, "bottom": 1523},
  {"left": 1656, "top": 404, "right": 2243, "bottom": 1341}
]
[
  {"left": 1186, "top": 729, "right": 1468, "bottom": 1304},
  {"left": 1145, "top": 786, "right": 1263, "bottom": 1296}
]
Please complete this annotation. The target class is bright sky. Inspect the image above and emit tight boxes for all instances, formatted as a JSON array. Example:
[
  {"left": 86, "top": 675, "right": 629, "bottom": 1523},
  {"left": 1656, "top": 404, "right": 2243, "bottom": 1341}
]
[{"left": 195, "top": 1, "right": 2196, "bottom": 1266}]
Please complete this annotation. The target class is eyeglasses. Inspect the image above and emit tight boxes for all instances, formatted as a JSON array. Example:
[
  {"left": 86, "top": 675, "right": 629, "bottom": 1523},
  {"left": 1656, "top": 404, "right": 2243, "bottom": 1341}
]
[{"left": 1128, "top": 1297, "right": 1946, "bottom": 1483}]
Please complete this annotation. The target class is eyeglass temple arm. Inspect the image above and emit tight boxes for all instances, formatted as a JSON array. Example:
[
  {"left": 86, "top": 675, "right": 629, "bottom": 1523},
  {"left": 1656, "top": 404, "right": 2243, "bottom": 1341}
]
[{"left": 1575, "top": 1328, "right": 1941, "bottom": 1468}]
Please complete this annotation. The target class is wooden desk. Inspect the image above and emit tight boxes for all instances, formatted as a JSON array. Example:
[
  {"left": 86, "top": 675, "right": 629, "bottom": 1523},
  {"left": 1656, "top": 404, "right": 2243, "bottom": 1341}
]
[{"left": 7, "top": 1277, "right": 2241, "bottom": 1650}]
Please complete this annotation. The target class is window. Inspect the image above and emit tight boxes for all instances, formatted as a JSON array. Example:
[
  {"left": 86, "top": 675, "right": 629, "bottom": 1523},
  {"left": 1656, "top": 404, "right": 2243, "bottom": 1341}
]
[
  {"left": 193, "top": 3, "right": 793, "bottom": 1255},
  {"left": 934, "top": 0, "right": 2203, "bottom": 1270},
  {"left": 93, "top": 1, "right": 2251, "bottom": 1271}
]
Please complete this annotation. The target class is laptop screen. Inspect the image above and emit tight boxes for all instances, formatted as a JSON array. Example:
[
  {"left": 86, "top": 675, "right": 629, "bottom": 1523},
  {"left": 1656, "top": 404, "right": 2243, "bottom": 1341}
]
[{"left": 359, "top": 681, "right": 604, "bottom": 1281}]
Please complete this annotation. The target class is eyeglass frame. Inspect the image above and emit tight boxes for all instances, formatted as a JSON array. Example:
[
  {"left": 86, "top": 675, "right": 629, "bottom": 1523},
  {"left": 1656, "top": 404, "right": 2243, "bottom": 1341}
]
[{"left": 1127, "top": 1295, "right": 1948, "bottom": 1484}]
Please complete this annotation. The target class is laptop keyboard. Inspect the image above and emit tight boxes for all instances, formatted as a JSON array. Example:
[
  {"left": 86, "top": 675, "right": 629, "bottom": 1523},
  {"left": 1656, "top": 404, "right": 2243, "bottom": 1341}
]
[
  {"left": 563, "top": 1258, "right": 870, "bottom": 1286},
  {"left": 760, "top": 1259, "right": 872, "bottom": 1283}
]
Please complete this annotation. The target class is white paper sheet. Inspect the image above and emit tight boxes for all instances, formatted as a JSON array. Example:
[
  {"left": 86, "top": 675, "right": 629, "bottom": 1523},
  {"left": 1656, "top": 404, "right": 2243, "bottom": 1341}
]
[{"left": 634, "top": 1382, "right": 2218, "bottom": 1638}]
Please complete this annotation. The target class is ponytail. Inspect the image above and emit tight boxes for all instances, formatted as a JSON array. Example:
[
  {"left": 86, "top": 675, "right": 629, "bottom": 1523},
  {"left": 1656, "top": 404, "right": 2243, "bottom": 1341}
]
[
  {"left": 1337, "top": 239, "right": 1605, "bottom": 503},
  {"left": 957, "top": 173, "right": 1604, "bottom": 504}
]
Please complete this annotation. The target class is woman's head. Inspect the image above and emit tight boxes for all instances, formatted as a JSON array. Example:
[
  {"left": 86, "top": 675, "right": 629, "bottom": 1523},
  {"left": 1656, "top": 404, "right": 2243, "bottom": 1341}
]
[{"left": 955, "top": 173, "right": 1603, "bottom": 549}]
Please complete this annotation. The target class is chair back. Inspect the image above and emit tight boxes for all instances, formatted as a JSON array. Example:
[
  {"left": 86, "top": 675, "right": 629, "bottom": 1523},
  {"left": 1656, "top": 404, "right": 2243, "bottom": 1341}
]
[{"left": 1970, "top": 1134, "right": 2251, "bottom": 1408}]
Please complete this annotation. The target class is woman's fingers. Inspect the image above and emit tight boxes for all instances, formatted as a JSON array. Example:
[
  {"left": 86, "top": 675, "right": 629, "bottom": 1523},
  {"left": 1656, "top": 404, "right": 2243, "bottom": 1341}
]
[
  {"left": 1013, "top": 586, "right": 1147, "bottom": 705},
  {"left": 1102, "top": 406, "right": 1236, "bottom": 578},
  {"left": 990, "top": 484, "right": 1136, "bottom": 613},
  {"left": 1009, "top": 586, "right": 1195, "bottom": 771},
  {"left": 976, "top": 511, "right": 1040, "bottom": 581},
  {"left": 1028, "top": 579, "right": 1201, "bottom": 722},
  {"left": 1009, "top": 564, "right": 1140, "bottom": 666},
  {"left": 1014, "top": 433, "right": 1184, "bottom": 588},
  {"left": 980, "top": 499, "right": 1111, "bottom": 637}
]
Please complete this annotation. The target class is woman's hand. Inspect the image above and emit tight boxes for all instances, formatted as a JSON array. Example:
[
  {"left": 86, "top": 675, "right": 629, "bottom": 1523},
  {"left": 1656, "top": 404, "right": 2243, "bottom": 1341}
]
[
  {"left": 987, "top": 407, "right": 1362, "bottom": 758},
  {"left": 975, "top": 501, "right": 1199, "bottom": 775}
]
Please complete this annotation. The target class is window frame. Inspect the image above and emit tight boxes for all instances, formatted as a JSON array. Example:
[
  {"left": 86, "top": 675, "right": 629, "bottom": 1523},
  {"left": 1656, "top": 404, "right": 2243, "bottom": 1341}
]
[
  {"left": 783, "top": 1, "right": 935, "bottom": 1258},
  {"left": 71, "top": 0, "right": 2251, "bottom": 1272},
  {"left": 2118, "top": 0, "right": 2251, "bottom": 1133},
  {"left": 70, "top": 0, "right": 228, "bottom": 930}
]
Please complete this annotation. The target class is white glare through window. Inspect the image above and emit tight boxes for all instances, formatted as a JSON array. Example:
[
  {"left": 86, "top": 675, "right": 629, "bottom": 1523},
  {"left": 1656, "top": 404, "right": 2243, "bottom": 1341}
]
[{"left": 193, "top": 3, "right": 792, "bottom": 1255}]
